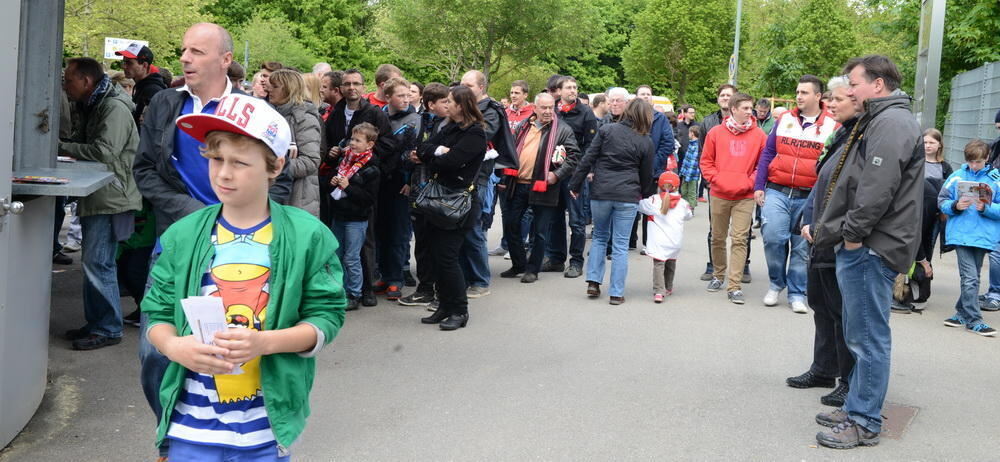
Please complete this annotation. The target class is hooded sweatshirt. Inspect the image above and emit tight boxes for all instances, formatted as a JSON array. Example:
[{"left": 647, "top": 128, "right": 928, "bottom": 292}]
[{"left": 699, "top": 120, "right": 767, "bottom": 200}]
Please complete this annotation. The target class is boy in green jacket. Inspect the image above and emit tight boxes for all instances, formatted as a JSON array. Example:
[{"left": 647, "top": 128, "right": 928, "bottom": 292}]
[{"left": 143, "top": 94, "right": 346, "bottom": 461}]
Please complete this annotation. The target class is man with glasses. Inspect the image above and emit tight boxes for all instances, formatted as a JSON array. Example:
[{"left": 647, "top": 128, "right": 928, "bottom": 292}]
[{"left": 321, "top": 69, "right": 398, "bottom": 307}]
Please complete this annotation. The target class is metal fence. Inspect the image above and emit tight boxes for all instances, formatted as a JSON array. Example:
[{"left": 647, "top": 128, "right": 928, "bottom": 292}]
[{"left": 943, "top": 61, "right": 1000, "bottom": 165}]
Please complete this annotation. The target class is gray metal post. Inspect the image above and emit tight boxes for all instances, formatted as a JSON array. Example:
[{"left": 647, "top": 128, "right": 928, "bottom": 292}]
[
  {"left": 914, "top": 0, "right": 946, "bottom": 129},
  {"left": 244, "top": 40, "right": 249, "bottom": 73},
  {"left": 730, "top": 0, "right": 743, "bottom": 86}
]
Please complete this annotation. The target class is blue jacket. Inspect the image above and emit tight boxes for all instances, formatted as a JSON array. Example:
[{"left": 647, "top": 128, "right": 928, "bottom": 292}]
[
  {"left": 650, "top": 111, "right": 676, "bottom": 178},
  {"left": 938, "top": 164, "right": 1000, "bottom": 250}
]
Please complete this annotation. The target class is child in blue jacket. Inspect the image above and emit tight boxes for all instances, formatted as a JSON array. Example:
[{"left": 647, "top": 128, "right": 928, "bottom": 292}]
[{"left": 938, "top": 139, "right": 1000, "bottom": 337}]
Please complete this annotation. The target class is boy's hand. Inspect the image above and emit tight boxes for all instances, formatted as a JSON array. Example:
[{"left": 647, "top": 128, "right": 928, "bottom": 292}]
[
  {"left": 215, "top": 328, "right": 268, "bottom": 365},
  {"left": 164, "top": 335, "right": 234, "bottom": 375},
  {"left": 399, "top": 184, "right": 410, "bottom": 196},
  {"left": 956, "top": 196, "right": 973, "bottom": 210},
  {"left": 328, "top": 146, "right": 342, "bottom": 158},
  {"left": 977, "top": 200, "right": 986, "bottom": 212}
]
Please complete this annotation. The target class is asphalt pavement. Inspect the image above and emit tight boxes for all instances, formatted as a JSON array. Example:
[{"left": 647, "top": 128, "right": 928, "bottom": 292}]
[{"left": 2, "top": 207, "right": 999, "bottom": 461}]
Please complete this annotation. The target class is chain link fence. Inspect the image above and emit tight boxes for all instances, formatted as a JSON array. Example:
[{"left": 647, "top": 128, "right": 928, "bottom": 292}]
[{"left": 943, "top": 61, "right": 1000, "bottom": 165}]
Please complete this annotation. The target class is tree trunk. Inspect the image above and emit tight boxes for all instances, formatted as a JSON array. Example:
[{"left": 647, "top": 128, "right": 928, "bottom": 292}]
[{"left": 678, "top": 73, "right": 688, "bottom": 104}]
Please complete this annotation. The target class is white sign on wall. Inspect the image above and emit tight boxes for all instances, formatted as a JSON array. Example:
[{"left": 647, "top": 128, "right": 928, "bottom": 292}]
[{"left": 103, "top": 37, "right": 148, "bottom": 61}]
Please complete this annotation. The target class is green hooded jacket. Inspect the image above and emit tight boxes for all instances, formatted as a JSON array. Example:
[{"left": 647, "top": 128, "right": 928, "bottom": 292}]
[
  {"left": 142, "top": 201, "right": 347, "bottom": 450},
  {"left": 59, "top": 84, "right": 142, "bottom": 217}
]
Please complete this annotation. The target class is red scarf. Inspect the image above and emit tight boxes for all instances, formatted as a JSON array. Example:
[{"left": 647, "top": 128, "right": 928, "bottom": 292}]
[
  {"left": 336, "top": 148, "right": 372, "bottom": 188},
  {"left": 724, "top": 115, "right": 755, "bottom": 135},
  {"left": 662, "top": 191, "right": 681, "bottom": 209},
  {"left": 509, "top": 115, "right": 561, "bottom": 192},
  {"left": 558, "top": 101, "right": 576, "bottom": 113}
]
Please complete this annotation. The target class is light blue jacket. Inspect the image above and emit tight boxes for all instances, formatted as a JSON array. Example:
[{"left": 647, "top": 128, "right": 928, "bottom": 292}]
[{"left": 939, "top": 164, "right": 1000, "bottom": 250}]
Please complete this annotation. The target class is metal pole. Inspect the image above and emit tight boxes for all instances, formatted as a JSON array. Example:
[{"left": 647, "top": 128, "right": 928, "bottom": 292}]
[
  {"left": 922, "top": 0, "right": 946, "bottom": 129},
  {"left": 244, "top": 40, "right": 249, "bottom": 72},
  {"left": 730, "top": 0, "right": 743, "bottom": 86}
]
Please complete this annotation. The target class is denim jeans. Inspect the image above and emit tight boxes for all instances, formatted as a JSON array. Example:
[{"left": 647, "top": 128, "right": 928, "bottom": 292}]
[
  {"left": 375, "top": 189, "right": 412, "bottom": 287},
  {"left": 139, "top": 248, "right": 170, "bottom": 457},
  {"left": 954, "top": 246, "right": 988, "bottom": 325},
  {"left": 836, "top": 245, "right": 897, "bottom": 434},
  {"left": 546, "top": 181, "right": 586, "bottom": 269},
  {"left": 761, "top": 188, "right": 809, "bottom": 302},
  {"left": 332, "top": 219, "right": 369, "bottom": 298},
  {"left": 166, "top": 438, "right": 290, "bottom": 462},
  {"left": 586, "top": 200, "right": 638, "bottom": 297},
  {"left": 460, "top": 187, "right": 491, "bottom": 289},
  {"left": 81, "top": 214, "right": 124, "bottom": 338},
  {"left": 986, "top": 245, "right": 1000, "bottom": 300}
]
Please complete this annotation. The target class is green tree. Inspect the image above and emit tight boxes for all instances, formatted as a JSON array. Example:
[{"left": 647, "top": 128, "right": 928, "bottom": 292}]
[
  {"left": 63, "top": 0, "right": 212, "bottom": 71},
  {"left": 233, "top": 14, "right": 318, "bottom": 72},
  {"left": 204, "top": 0, "right": 377, "bottom": 69},
  {"left": 622, "top": 0, "right": 734, "bottom": 104},
  {"left": 374, "top": 0, "right": 600, "bottom": 83}
]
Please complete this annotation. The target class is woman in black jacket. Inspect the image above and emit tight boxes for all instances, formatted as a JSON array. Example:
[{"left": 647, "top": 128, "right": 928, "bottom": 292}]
[
  {"left": 413, "top": 86, "right": 486, "bottom": 330},
  {"left": 568, "top": 99, "right": 656, "bottom": 304}
]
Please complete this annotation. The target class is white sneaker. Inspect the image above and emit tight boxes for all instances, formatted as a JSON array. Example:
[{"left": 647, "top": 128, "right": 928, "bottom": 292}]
[
  {"left": 790, "top": 300, "right": 809, "bottom": 314},
  {"left": 62, "top": 241, "right": 82, "bottom": 253},
  {"left": 763, "top": 289, "right": 781, "bottom": 306},
  {"left": 503, "top": 252, "right": 511, "bottom": 260}
]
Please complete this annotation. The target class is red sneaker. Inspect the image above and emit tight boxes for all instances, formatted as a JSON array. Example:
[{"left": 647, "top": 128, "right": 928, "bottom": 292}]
[
  {"left": 697, "top": 197, "right": 707, "bottom": 203},
  {"left": 373, "top": 280, "right": 389, "bottom": 295},
  {"left": 385, "top": 285, "right": 402, "bottom": 300}
]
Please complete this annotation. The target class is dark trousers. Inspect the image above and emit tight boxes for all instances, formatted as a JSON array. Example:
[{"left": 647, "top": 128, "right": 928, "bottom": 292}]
[
  {"left": 411, "top": 213, "right": 436, "bottom": 295},
  {"left": 429, "top": 224, "right": 468, "bottom": 316},
  {"left": 502, "top": 183, "right": 559, "bottom": 274},
  {"left": 117, "top": 246, "right": 153, "bottom": 306},
  {"left": 807, "top": 266, "right": 855, "bottom": 380},
  {"left": 630, "top": 212, "right": 648, "bottom": 248},
  {"left": 361, "top": 208, "right": 377, "bottom": 296},
  {"left": 545, "top": 181, "right": 586, "bottom": 268},
  {"left": 375, "top": 186, "right": 412, "bottom": 286}
]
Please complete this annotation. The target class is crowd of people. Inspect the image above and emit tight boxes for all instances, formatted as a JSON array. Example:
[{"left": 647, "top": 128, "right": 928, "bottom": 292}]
[{"left": 51, "top": 19, "right": 1000, "bottom": 461}]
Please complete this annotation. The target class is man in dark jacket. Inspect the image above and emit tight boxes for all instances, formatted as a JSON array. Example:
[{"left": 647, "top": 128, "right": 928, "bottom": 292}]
[
  {"left": 500, "top": 93, "right": 580, "bottom": 283},
  {"left": 321, "top": 68, "right": 398, "bottom": 306},
  {"left": 459, "top": 70, "right": 518, "bottom": 298},
  {"left": 545, "top": 76, "right": 598, "bottom": 278},
  {"left": 812, "top": 55, "right": 923, "bottom": 450},
  {"left": 116, "top": 42, "right": 166, "bottom": 129},
  {"left": 131, "top": 23, "right": 292, "bottom": 460},
  {"left": 676, "top": 104, "right": 697, "bottom": 165}
]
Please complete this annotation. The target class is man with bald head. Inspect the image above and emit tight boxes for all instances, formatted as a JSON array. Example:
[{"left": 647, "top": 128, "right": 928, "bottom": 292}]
[
  {"left": 132, "top": 22, "right": 291, "bottom": 459},
  {"left": 501, "top": 92, "right": 580, "bottom": 282},
  {"left": 458, "top": 69, "right": 518, "bottom": 298}
]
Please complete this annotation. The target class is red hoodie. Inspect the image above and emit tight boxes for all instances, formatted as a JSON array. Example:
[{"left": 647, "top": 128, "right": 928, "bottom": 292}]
[{"left": 699, "top": 121, "right": 768, "bottom": 200}]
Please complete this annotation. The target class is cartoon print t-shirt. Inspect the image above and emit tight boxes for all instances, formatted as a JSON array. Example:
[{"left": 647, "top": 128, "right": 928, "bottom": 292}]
[{"left": 166, "top": 216, "right": 275, "bottom": 448}]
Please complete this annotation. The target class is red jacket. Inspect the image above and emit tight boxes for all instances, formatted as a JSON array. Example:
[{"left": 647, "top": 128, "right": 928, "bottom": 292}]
[
  {"left": 506, "top": 104, "right": 535, "bottom": 131},
  {"left": 700, "top": 121, "right": 768, "bottom": 200}
]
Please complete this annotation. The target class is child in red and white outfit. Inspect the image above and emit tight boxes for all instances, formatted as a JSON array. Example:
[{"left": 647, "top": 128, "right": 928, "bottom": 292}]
[{"left": 639, "top": 172, "right": 693, "bottom": 302}]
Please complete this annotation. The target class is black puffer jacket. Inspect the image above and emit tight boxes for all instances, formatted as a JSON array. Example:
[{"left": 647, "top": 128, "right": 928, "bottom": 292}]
[
  {"left": 568, "top": 120, "right": 655, "bottom": 203},
  {"left": 328, "top": 161, "right": 380, "bottom": 222},
  {"left": 131, "top": 72, "right": 167, "bottom": 129}
]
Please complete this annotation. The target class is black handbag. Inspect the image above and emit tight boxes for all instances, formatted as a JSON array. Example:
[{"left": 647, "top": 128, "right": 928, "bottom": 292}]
[{"left": 415, "top": 176, "right": 474, "bottom": 229}]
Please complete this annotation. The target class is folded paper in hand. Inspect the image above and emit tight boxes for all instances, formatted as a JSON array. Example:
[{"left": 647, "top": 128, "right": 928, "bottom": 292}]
[{"left": 180, "top": 296, "right": 243, "bottom": 374}]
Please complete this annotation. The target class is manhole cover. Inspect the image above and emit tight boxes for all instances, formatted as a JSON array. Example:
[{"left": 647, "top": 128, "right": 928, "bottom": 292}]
[{"left": 881, "top": 402, "right": 919, "bottom": 440}]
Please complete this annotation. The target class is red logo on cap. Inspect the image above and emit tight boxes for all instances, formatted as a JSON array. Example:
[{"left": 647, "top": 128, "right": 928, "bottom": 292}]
[{"left": 215, "top": 96, "right": 255, "bottom": 129}]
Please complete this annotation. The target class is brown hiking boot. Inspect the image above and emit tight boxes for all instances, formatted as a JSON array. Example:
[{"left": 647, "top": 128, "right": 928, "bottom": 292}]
[
  {"left": 815, "top": 408, "right": 849, "bottom": 427},
  {"left": 816, "top": 419, "right": 880, "bottom": 449}
]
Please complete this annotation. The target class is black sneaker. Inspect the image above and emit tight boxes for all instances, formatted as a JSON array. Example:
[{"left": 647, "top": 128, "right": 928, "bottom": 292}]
[
  {"left": 500, "top": 267, "right": 525, "bottom": 278},
  {"left": 426, "top": 299, "right": 439, "bottom": 312},
  {"left": 362, "top": 291, "right": 377, "bottom": 307},
  {"left": 345, "top": 297, "right": 360, "bottom": 311},
  {"left": 399, "top": 292, "right": 435, "bottom": 306},
  {"left": 124, "top": 309, "right": 141, "bottom": 327},
  {"left": 403, "top": 270, "right": 417, "bottom": 287},
  {"left": 786, "top": 370, "right": 836, "bottom": 389},
  {"left": 821, "top": 381, "right": 849, "bottom": 407},
  {"left": 65, "top": 327, "right": 90, "bottom": 341},
  {"left": 540, "top": 260, "right": 564, "bottom": 272},
  {"left": 72, "top": 334, "right": 122, "bottom": 351},
  {"left": 53, "top": 251, "right": 73, "bottom": 265}
]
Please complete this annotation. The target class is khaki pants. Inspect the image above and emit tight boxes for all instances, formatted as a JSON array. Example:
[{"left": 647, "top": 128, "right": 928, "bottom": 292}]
[{"left": 709, "top": 196, "right": 755, "bottom": 292}]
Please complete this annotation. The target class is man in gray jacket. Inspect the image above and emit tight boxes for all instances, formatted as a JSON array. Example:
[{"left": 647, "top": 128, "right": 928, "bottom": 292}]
[{"left": 811, "top": 55, "right": 923, "bottom": 449}]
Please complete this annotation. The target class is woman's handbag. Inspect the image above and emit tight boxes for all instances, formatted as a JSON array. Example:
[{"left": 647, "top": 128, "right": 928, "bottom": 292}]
[{"left": 415, "top": 177, "right": 474, "bottom": 229}]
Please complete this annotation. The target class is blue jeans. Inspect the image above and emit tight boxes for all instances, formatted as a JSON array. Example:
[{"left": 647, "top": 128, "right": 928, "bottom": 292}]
[
  {"left": 333, "top": 219, "right": 368, "bottom": 298},
  {"left": 954, "top": 246, "right": 988, "bottom": 324},
  {"left": 586, "top": 200, "right": 638, "bottom": 297},
  {"left": 760, "top": 188, "right": 808, "bottom": 302},
  {"left": 460, "top": 187, "right": 491, "bottom": 289},
  {"left": 375, "top": 190, "right": 412, "bottom": 287},
  {"left": 986, "top": 245, "right": 1000, "bottom": 300},
  {"left": 836, "top": 245, "right": 897, "bottom": 434},
  {"left": 546, "top": 181, "right": 587, "bottom": 268},
  {"left": 139, "top": 248, "right": 171, "bottom": 457},
  {"left": 167, "top": 439, "right": 289, "bottom": 461},
  {"left": 81, "top": 214, "right": 123, "bottom": 338}
]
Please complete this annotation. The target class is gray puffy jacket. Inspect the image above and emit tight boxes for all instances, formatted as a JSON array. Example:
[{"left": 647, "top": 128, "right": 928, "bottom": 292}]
[{"left": 275, "top": 101, "right": 322, "bottom": 217}]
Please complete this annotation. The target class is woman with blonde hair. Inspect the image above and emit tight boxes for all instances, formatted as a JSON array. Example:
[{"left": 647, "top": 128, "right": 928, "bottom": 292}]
[
  {"left": 267, "top": 68, "right": 322, "bottom": 216},
  {"left": 301, "top": 73, "right": 323, "bottom": 107}
]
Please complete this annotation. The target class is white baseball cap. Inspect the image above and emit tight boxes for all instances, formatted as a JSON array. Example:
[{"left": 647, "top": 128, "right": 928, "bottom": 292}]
[{"left": 176, "top": 95, "right": 291, "bottom": 158}]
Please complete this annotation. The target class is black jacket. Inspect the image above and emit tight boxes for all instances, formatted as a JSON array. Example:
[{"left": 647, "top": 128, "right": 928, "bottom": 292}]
[
  {"left": 558, "top": 98, "right": 598, "bottom": 152},
  {"left": 328, "top": 161, "right": 380, "bottom": 222},
  {"left": 568, "top": 120, "right": 656, "bottom": 203},
  {"left": 417, "top": 121, "right": 487, "bottom": 229},
  {"left": 510, "top": 116, "right": 581, "bottom": 207},
  {"left": 320, "top": 98, "right": 398, "bottom": 223},
  {"left": 676, "top": 119, "right": 697, "bottom": 165},
  {"left": 133, "top": 87, "right": 292, "bottom": 235},
  {"left": 477, "top": 97, "right": 518, "bottom": 186},
  {"left": 131, "top": 72, "right": 167, "bottom": 129}
]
